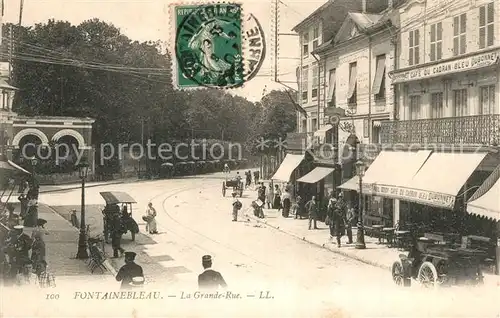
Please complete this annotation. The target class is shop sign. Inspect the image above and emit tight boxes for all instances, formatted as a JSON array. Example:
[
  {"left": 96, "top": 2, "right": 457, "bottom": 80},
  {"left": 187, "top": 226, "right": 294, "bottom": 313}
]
[
  {"left": 363, "top": 183, "right": 456, "bottom": 209},
  {"left": 390, "top": 50, "right": 500, "bottom": 84}
]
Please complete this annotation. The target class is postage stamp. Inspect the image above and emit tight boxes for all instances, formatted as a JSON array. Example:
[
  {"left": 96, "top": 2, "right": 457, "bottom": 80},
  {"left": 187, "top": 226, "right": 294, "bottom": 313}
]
[{"left": 173, "top": 3, "right": 245, "bottom": 89}]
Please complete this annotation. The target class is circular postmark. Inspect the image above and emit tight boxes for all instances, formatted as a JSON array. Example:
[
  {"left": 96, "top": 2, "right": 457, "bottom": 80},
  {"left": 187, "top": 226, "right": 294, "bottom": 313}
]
[
  {"left": 175, "top": 4, "right": 245, "bottom": 89},
  {"left": 242, "top": 13, "right": 266, "bottom": 83}
]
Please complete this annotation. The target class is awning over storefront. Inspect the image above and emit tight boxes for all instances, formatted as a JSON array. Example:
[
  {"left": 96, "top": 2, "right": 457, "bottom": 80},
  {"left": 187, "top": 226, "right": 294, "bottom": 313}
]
[
  {"left": 0, "top": 160, "right": 31, "bottom": 175},
  {"left": 271, "top": 154, "right": 304, "bottom": 182},
  {"left": 338, "top": 176, "right": 359, "bottom": 191},
  {"left": 313, "top": 124, "right": 333, "bottom": 143},
  {"left": 406, "top": 152, "right": 487, "bottom": 209},
  {"left": 363, "top": 150, "right": 432, "bottom": 187},
  {"left": 467, "top": 174, "right": 500, "bottom": 221},
  {"left": 297, "top": 167, "right": 334, "bottom": 184}
]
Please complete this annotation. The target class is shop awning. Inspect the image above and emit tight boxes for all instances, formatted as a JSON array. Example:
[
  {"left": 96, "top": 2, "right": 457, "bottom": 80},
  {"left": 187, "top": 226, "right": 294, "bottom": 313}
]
[
  {"left": 347, "top": 63, "right": 357, "bottom": 99},
  {"left": 313, "top": 124, "right": 333, "bottom": 143},
  {"left": 363, "top": 150, "right": 432, "bottom": 187},
  {"left": 297, "top": 167, "right": 334, "bottom": 184},
  {"left": 271, "top": 154, "right": 304, "bottom": 182},
  {"left": 338, "top": 176, "right": 359, "bottom": 191},
  {"left": 372, "top": 55, "right": 386, "bottom": 95},
  {"left": 406, "top": 152, "right": 487, "bottom": 209},
  {"left": 0, "top": 160, "right": 31, "bottom": 174},
  {"left": 467, "top": 174, "right": 500, "bottom": 220}
]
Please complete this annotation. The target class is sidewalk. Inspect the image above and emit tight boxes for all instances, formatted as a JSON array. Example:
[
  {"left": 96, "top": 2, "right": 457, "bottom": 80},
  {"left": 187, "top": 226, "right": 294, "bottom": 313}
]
[
  {"left": 13, "top": 204, "right": 114, "bottom": 278},
  {"left": 244, "top": 202, "right": 500, "bottom": 287}
]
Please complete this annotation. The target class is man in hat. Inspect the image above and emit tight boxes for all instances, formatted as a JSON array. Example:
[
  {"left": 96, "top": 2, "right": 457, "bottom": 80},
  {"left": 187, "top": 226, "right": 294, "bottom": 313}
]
[
  {"left": 116, "top": 251, "right": 144, "bottom": 289},
  {"left": 198, "top": 255, "right": 227, "bottom": 290},
  {"left": 5, "top": 225, "right": 33, "bottom": 281},
  {"left": 232, "top": 192, "right": 242, "bottom": 222}
]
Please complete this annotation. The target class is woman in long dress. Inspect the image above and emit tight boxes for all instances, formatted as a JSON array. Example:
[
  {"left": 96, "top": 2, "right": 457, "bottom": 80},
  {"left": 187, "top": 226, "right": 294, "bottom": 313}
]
[
  {"left": 145, "top": 202, "right": 158, "bottom": 234},
  {"left": 273, "top": 184, "right": 282, "bottom": 210}
]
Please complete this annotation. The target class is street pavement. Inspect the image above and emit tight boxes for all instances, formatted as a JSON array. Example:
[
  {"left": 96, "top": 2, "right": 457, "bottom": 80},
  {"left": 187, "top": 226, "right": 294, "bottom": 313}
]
[{"left": 2, "top": 171, "right": 499, "bottom": 317}]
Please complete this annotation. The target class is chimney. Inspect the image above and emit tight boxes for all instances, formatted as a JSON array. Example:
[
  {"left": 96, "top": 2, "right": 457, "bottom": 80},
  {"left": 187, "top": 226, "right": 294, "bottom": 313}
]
[{"left": 362, "top": 0, "right": 366, "bottom": 13}]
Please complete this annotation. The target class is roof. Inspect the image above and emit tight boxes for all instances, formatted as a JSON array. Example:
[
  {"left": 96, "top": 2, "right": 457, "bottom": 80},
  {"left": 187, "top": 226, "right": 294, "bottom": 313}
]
[
  {"left": 312, "top": 10, "right": 392, "bottom": 54},
  {"left": 100, "top": 191, "right": 137, "bottom": 204},
  {"left": 348, "top": 12, "right": 383, "bottom": 29},
  {"left": 0, "top": 79, "right": 18, "bottom": 90},
  {"left": 15, "top": 115, "right": 95, "bottom": 123},
  {"left": 292, "top": 0, "right": 335, "bottom": 32}
]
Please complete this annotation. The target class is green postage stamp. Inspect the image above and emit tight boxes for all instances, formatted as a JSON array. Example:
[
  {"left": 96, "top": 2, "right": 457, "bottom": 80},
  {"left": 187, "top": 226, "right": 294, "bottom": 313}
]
[{"left": 173, "top": 3, "right": 245, "bottom": 89}]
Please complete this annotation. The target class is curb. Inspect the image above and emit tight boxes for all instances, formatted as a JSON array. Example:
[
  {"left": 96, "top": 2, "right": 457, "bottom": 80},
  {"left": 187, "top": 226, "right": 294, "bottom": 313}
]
[
  {"left": 41, "top": 203, "right": 118, "bottom": 275},
  {"left": 39, "top": 180, "right": 129, "bottom": 194},
  {"left": 244, "top": 211, "right": 391, "bottom": 271}
]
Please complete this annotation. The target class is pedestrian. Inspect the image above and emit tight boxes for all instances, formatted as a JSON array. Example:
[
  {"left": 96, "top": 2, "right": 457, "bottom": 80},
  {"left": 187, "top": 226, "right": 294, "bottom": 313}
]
[
  {"left": 144, "top": 202, "right": 158, "bottom": 234},
  {"left": 273, "top": 184, "right": 282, "bottom": 210},
  {"left": 266, "top": 183, "right": 274, "bottom": 209},
  {"left": 295, "top": 195, "right": 305, "bottom": 219},
  {"left": 343, "top": 196, "right": 354, "bottom": 244},
  {"left": 332, "top": 199, "right": 346, "bottom": 248},
  {"left": 198, "top": 255, "right": 227, "bottom": 290},
  {"left": 232, "top": 192, "right": 242, "bottom": 221},
  {"left": 5, "top": 225, "right": 33, "bottom": 284},
  {"left": 305, "top": 196, "right": 318, "bottom": 230},
  {"left": 258, "top": 182, "right": 266, "bottom": 204},
  {"left": 281, "top": 189, "right": 291, "bottom": 218},
  {"left": 245, "top": 170, "right": 251, "bottom": 188},
  {"left": 31, "top": 225, "right": 46, "bottom": 278},
  {"left": 111, "top": 215, "right": 125, "bottom": 258},
  {"left": 327, "top": 197, "right": 337, "bottom": 241},
  {"left": 116, "top": 251, "right": 144, "bottom": 289},
  {"left": 253, "top": 170, "right": 259, "bottom": 185},
  {"left": 18, "top": 194, "right": 28, "bottom": 220}
]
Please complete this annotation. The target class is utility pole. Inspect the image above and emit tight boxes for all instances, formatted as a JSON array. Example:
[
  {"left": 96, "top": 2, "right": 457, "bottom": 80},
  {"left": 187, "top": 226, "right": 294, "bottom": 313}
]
[
  {"left": 18, "top": 0, "right": 24, "bottom": 26},
  {"left": 274, "top": 0, "right": 278, "bottom": 82},
  {"left": 138, "top": 118, "right": 144, "bottom": 178},
  {"left": 8, "top": 24, "right": 12, "bottom": 81}
]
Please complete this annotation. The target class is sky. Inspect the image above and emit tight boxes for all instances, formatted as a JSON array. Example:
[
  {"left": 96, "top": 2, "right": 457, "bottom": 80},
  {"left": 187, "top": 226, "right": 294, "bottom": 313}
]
[{"left": 3, "top": 0, "right": 329, "bottom": 102}]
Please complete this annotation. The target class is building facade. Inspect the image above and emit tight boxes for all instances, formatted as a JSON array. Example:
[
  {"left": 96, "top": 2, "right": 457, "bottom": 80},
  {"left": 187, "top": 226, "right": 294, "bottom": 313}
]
[{"left": 385, "top": 0, "right": 499, "bottom": 145}]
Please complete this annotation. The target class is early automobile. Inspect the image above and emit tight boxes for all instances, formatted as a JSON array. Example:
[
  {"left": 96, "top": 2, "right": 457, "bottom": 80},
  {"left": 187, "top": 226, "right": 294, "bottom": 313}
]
[
  {"left": 222, "top": 176, "right": 243, "bottom": 197},
  {"left": 392, "top": 236, "right": 485, "bottom": 288},
  {"left": 100, "top": 191, "right": 139, "bottom": 242}
]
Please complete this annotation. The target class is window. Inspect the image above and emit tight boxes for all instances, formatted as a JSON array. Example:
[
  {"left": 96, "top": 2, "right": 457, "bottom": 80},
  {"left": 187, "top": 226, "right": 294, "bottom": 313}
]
[
  {"left": 479, "top": 85, "right": 496, "bottom": 115},
  {"left": 408, "top": 29, "right": 420, "bottom": 65},
  {"left": 327, "top": 69, "right": 336, "bottom": 106},
  {"left": 453, "top": 89, "right": 468, "bottom": 116},
  {"left": 479, "top": 2, "right": 495, "bottom": 49},
  {"left": 312, "top": 63, "right": 319, "bottom": 99},
  {"left": 348, "top": 62, "right": 357, "bottom": 106},
  {"left": 409, "top": 96, "right": 421, "bottom": 120},
  {"left": 430, "top": 92, "right": 444, "bottom": 118},
  {"left": 313, "top": 27, "right": 319, "bottom": 50},
  {"left": 301, "top": 66, "right": 308, "bottom": 102},
  {"left": 1, "top": 91, "right": 7, "bottom": 109},
  {"left": 453, "top": 14, "right": 467, "bottom": 56},
  {"left": 311, "top": 118, "right": 318, "bottom": 131},
  {"left": 302, "top": 119, "right": 307, "bottom": 133},
  {"left": 302, "top": 32, "right": 309, "bottom": 57},
  {"left": 373, "top": 54, "right": 386, "bottom": 100},
  {"left": 430, "top": 22, "right": 442, "bottom": 61}
]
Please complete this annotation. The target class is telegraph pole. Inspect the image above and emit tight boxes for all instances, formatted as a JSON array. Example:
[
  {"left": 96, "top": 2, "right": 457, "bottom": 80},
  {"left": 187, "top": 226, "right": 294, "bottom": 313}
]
[
  {"left": 18, "top": 0, "right": 24, "bottom": 26},
  {"left": 8, "top": 25, "right": 12, "bottom": 80},
  {"left": 274, "top": 0, "right": 278, "bottom": 82}
]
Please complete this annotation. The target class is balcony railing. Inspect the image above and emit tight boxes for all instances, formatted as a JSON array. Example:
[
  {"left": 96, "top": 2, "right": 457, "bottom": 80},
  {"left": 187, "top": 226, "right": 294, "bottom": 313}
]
[{"left": 380, "top": 115, "right": 500, "bottom": 146}]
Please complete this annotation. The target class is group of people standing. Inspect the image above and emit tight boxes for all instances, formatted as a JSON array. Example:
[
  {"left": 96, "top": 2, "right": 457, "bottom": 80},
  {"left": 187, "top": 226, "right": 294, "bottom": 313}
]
[
  {"left": 1, "top": 219, "right": 50, "bottom": 287},
  {"left": 326, "top": 193, "right": 355, "bottom": 247}
]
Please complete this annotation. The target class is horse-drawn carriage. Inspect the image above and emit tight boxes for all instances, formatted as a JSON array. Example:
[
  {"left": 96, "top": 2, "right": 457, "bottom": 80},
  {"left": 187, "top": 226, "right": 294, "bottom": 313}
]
[
  {"left": 100, "top": 191, "right": 139, "bottom": 242},
  {"left": 222, "top": 177, "right": 243, "bottom": 197},
  {"left": 392, "top": 236, "right": 485, "bottom": 288}
]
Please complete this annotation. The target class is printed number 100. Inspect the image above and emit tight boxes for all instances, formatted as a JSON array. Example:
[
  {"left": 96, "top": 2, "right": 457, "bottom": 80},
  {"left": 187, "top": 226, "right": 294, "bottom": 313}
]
[{"left": 46, "top": 294, "right": 59, "bottom": 300}]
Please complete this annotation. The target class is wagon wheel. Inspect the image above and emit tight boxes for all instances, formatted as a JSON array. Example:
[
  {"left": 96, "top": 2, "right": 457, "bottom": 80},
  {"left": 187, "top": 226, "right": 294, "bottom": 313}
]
[
  {"left": 418, "top": 261, "right": 438, "bottom": 288},
  {"left": 222, "top": 182, "right": 226, "bottom": 197},
  {"left": 392, "top": 260, "right": 405, "bottom": 286}
]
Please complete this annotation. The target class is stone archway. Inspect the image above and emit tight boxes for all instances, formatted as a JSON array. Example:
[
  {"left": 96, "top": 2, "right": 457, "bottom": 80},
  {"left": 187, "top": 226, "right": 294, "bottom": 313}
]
[
  {"left": 51, "top": 129, "right": 86, "bottom": 149},
  {"left": 11, "top": 128, "right": 50, "bottom": 148}
]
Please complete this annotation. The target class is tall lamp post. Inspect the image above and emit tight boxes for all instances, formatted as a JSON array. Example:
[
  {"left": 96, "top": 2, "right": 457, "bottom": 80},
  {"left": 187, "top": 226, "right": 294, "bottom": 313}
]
[
  {"left": 76, "top": 160, "right": 89, "bottom": 259},
  {"left": 355, "top": 160, "right": 366, "bottom": 249}
]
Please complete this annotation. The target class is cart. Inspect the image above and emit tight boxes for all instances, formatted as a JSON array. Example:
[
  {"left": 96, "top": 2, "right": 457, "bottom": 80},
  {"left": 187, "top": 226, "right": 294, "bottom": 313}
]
[
  {"left": 222, "top": 178, "right": 243, "bottom": 197},
  {"left": 100, "top": 191, "right": 139, "bottom": 242},
  {"left": 391, "top": 237, "right": 485, "bottom": 288}
]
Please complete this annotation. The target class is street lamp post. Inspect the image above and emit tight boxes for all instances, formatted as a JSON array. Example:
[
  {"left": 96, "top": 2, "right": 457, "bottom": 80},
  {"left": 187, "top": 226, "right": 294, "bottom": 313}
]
[
  {"left": 76, "top": 160, "right": 89, "bottom": 259},
  {"left": 355, "top": 160, "right": 366, "bottom": 249}
]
